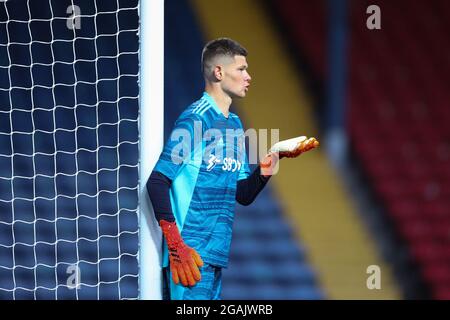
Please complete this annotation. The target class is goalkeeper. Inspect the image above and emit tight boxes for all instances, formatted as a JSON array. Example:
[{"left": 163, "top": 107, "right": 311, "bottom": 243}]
[{"left": 147, "top": 38, "right": 318, "bottom": 300}]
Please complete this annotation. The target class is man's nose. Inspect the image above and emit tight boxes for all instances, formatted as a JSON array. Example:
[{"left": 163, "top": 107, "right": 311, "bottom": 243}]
[{"left": 246, "top": 73, "right": 252, "bottom": 82}]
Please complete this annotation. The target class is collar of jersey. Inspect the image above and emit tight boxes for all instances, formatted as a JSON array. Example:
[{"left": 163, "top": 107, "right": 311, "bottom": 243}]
[{"left": 202, "top": 92, "right": 228, "bottom": 119}]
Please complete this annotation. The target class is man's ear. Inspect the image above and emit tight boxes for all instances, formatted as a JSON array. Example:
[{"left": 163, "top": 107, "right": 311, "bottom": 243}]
[{"left": 213, "top": 65, "right": 223, "bottom": 81}]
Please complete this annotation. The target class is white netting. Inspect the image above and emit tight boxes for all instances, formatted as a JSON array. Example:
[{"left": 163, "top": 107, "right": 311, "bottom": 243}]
[{"left": 0, "top": 0, "right": 140, "bottom": 299}]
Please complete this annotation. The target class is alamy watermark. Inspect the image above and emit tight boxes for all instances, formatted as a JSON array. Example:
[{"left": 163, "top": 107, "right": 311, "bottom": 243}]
[
  {"left": 67, "top": 5, "right": 81, "bottom": 30},
  {"left": 66, "top": 264, "right": 81, "bottom": 290},
  {"left": 168, "top": 121, "right": 281, "bottom": 174},
  {"left": 366, "top": 265, "right": 381, "bottom": 290},
  {"left": 366, "top": 5, "right": 381, "bottom": 30}
]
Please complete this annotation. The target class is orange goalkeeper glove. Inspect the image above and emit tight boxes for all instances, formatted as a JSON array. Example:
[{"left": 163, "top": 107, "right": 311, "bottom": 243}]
[
  {"left": 260, "top": 136, "right": 319, "bottom": 176},
  {"left": 160, "top": 220, "right": 204, "bottom": 287}
]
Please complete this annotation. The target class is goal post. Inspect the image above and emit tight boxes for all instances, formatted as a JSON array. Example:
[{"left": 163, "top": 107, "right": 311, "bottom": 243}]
[{"left": 138, "top": 0, "right": 164, "bottom": 300}]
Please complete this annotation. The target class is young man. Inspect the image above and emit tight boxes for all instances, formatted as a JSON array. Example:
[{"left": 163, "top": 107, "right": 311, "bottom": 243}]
[{"left": 147, "top": 38, "right": 318, "bottom": 300}]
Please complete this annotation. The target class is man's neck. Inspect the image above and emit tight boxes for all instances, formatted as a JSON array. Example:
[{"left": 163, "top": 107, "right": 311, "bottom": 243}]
[{"left": 205, "top": 85, "right": 232, "bottom": 118}]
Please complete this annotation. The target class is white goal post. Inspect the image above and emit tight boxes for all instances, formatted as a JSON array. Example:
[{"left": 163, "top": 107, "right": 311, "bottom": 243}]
[{"left": 138, "top": 0, "right": 164, "bottom": 300}]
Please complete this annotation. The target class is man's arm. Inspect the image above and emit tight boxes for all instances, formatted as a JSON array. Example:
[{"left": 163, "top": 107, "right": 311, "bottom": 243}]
[
  {"left": 146, "top": 171, "right": 175, "bottom": 222},
  {"left": 236, "top": 166, "right": 271, "bottom": 206},
  {"left": 236, "top": 136, "right": 319, "bottom": 205},
  {"left": 147, "top": 171, "right": 203, "bottom": 287}
]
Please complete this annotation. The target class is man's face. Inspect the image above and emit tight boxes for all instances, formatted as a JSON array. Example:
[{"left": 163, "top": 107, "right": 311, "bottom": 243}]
[{"left": 220, "top": 55, "right": 252, "bottom": 98}]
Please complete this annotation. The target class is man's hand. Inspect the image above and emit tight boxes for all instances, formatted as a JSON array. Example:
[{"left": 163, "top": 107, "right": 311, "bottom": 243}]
[
  {"left": 260, "top": 136, "right": 319, "bottom": 176},
  {"left": 160, "top": 220, "right": 204, "bottom": 287},
  {"left": 270, "top": 136, "right": 319, "bottom": 158}
]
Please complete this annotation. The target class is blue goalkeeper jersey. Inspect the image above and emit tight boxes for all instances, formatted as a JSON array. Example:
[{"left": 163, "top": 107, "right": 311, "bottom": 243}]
[{"left": 154, "top": 92, "right": 251, "bottom": 268}]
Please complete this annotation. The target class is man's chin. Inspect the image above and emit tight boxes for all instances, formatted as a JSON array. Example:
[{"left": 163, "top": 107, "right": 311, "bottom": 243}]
[
  {"left": 236, "top": 91, "right": 247, "bottom": 98},
  {"left": 229, "top": 90, "right": 247, "bottom": 99}
]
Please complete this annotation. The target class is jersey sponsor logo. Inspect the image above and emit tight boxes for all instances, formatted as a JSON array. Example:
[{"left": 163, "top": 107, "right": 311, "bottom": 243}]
[
  {"left": 221, "top": 157, "right": 241, "bottom": 172},
  {"left": 206, "top": 154, "right": 221, "bottom": 171},
  {"left": 206, "top": 154, "right": 241, "bottom": 173}
]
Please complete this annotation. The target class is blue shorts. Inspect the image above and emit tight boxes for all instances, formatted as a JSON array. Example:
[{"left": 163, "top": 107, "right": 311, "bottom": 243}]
[{"left": 162, "top": 264, "right": 222, "bottom": 300}]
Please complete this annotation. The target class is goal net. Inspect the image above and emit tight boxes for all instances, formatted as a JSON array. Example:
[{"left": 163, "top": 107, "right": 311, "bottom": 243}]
[{"left": 0, "top": 0, "right": 140, "bottom": 299}]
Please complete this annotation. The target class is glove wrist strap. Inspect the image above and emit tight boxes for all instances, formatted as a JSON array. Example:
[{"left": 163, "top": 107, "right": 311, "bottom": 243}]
[{"left": 159, "top": 220, "right": 184, "bottom": 250}]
